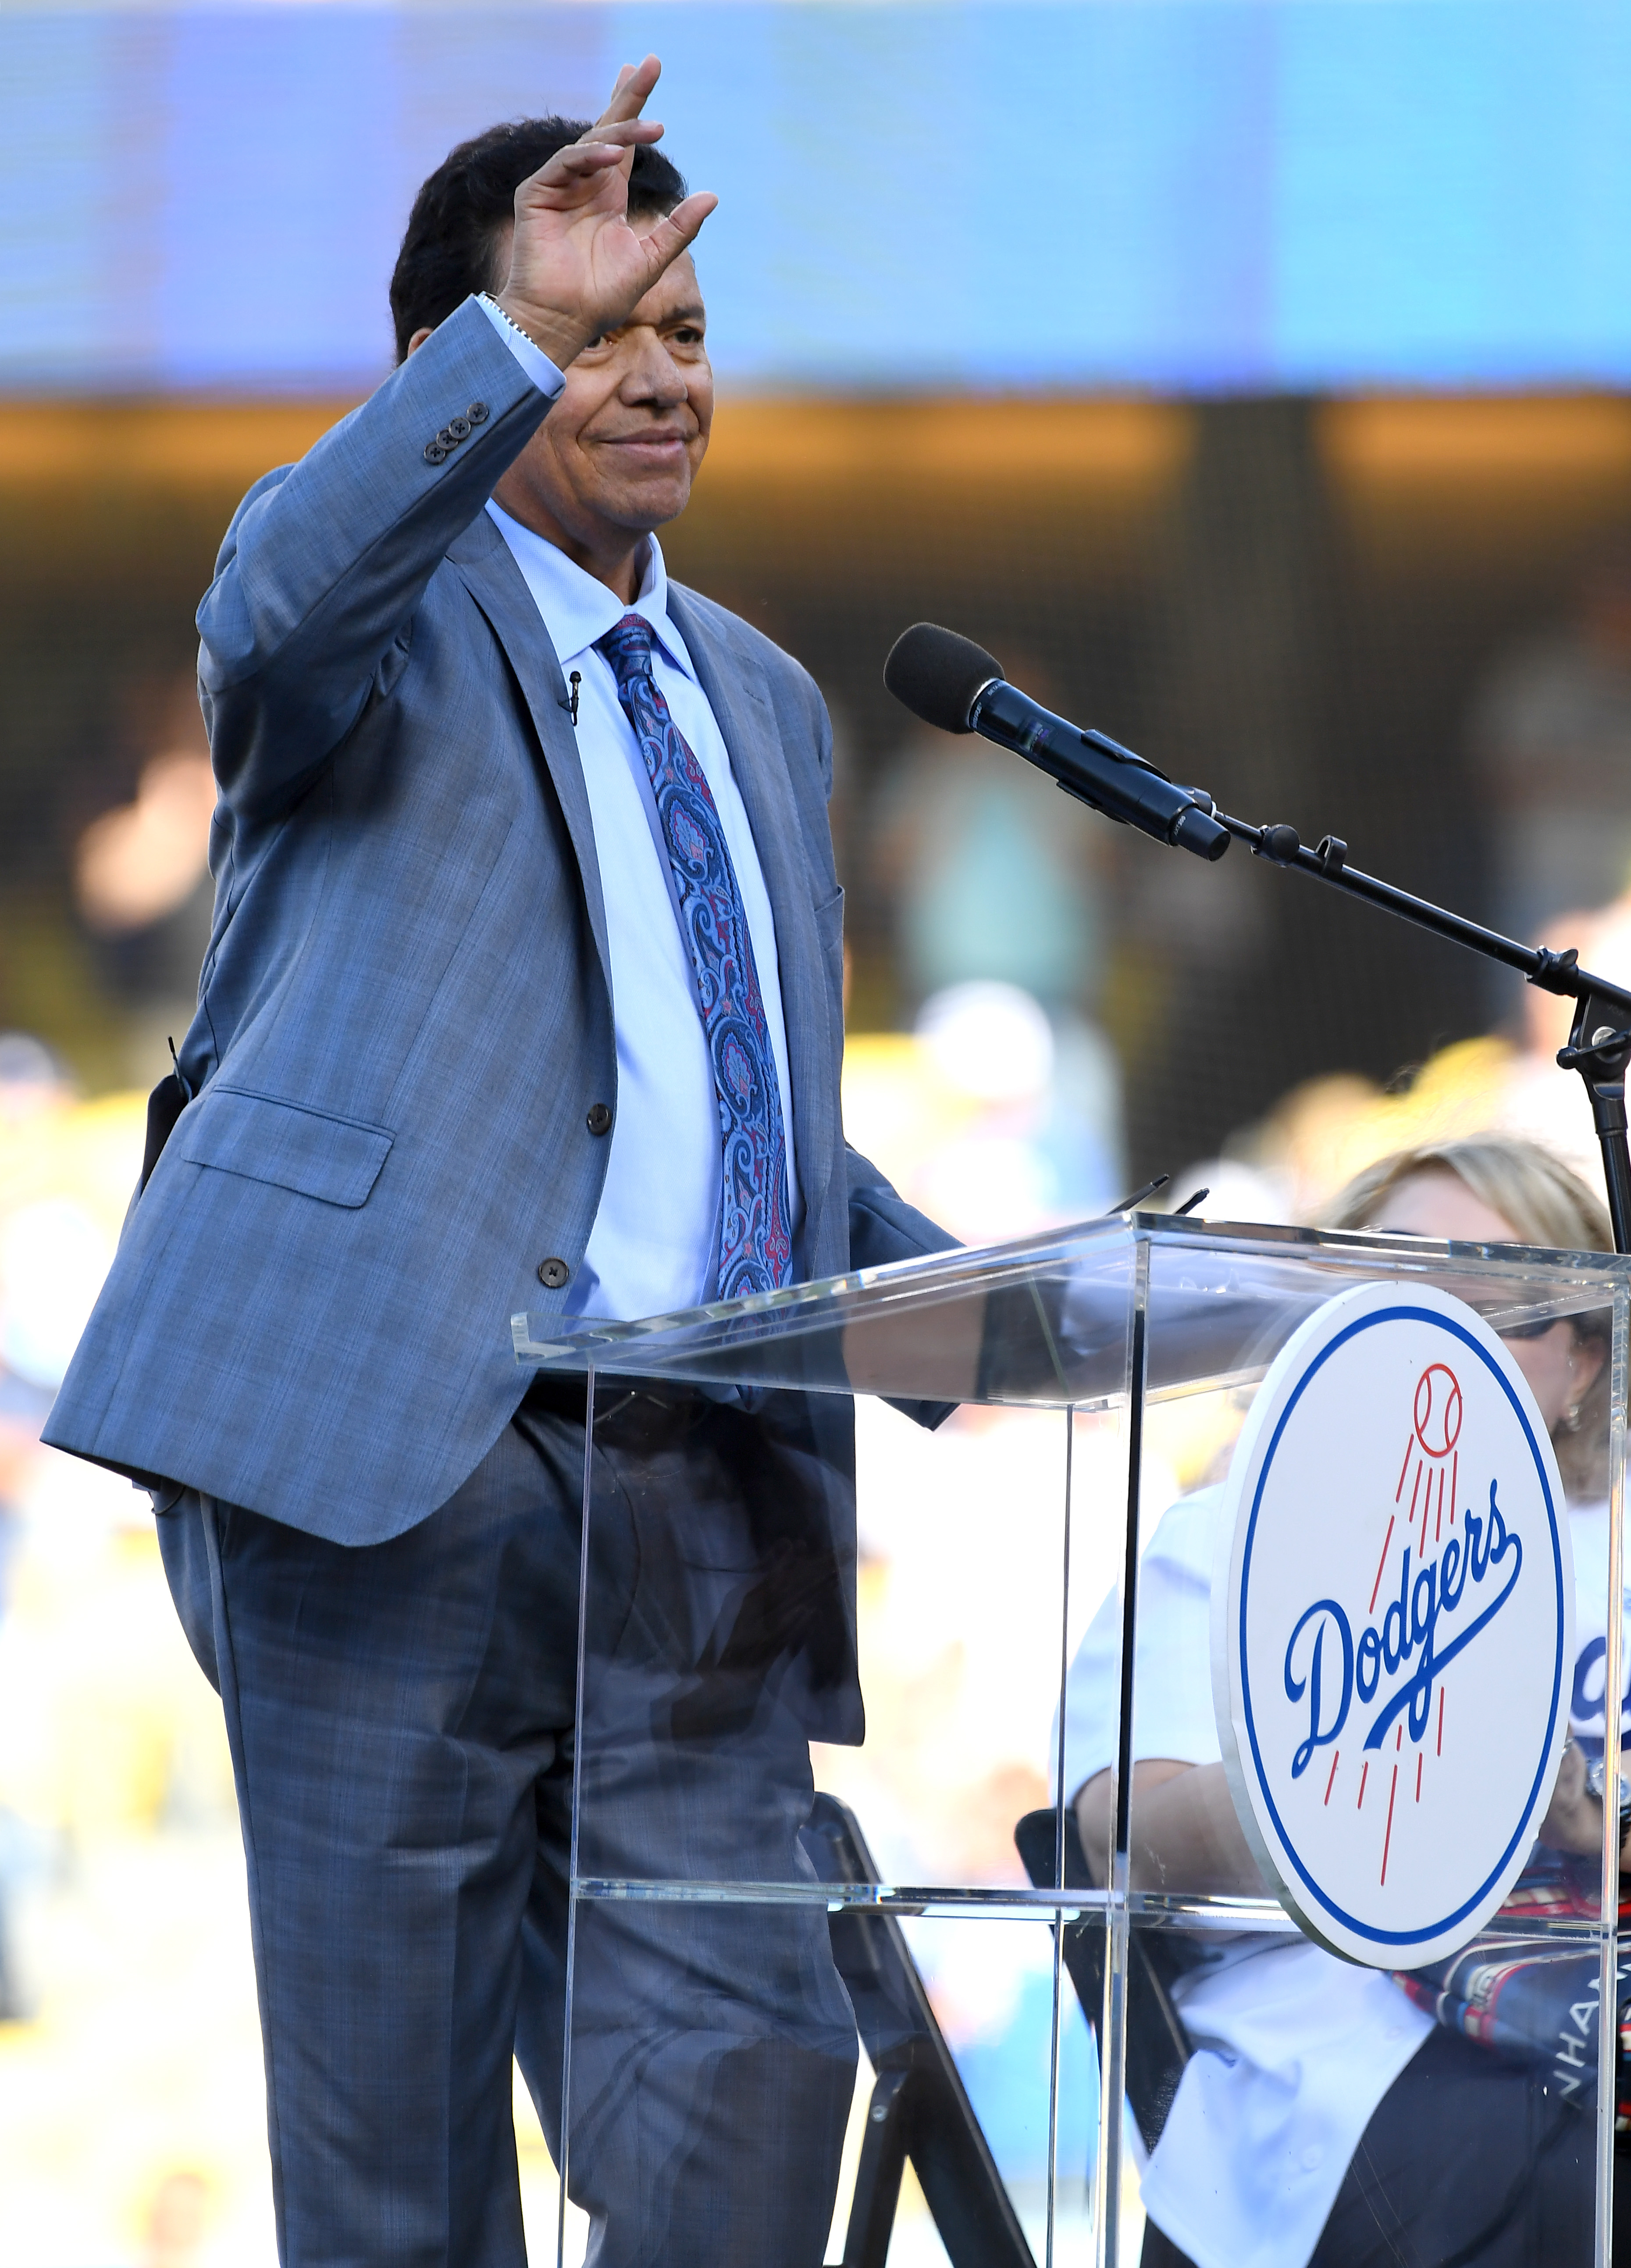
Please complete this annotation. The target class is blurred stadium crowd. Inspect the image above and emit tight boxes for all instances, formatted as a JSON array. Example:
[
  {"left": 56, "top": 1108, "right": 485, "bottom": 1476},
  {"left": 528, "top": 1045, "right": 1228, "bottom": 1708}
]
[{"left": 4, "top": 4, "right": 1631, "bottom": 2260}]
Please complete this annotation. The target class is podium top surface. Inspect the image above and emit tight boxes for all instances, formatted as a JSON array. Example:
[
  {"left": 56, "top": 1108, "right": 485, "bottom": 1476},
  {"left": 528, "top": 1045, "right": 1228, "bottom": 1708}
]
[{"left": 511, "top": 1214, "right": 1631, "bottom": 1410}]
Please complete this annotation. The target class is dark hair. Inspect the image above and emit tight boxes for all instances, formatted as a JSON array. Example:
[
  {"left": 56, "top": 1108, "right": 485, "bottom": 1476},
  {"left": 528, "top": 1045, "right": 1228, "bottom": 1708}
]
[{"left": 388, "top": 118, "right": 687, "bottom": 364}]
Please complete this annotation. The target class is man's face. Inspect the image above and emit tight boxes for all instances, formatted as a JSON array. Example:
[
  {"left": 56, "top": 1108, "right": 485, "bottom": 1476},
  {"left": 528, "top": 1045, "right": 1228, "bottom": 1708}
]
[{"left": 490, "top": 211, "right": 712, "bottom": 556}]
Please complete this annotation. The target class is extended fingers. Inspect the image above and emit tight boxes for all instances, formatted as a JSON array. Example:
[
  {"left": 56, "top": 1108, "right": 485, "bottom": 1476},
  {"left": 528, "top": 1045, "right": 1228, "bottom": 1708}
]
[
  {"left": 640, "top": 192, "right": 719, "bottom": 263},
  {"left": 590, "top": 54, "right": 661, "bottom": 131},
  {"left": 562, "top": 119, "right": 662, "bottom": 162},
  {"left": 518, "top": 129, "right": 652, "bottom": 202}
]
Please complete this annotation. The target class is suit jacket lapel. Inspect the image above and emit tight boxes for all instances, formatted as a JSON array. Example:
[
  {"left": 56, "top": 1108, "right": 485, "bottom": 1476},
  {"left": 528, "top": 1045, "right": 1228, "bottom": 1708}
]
[
  {"left": 445, "top": 524, "right": 837, "bottom": 1257},
  {"left": 666, "top": 584, "right": 837, "bottom": 1238},
  {"left": 446, "top": 514, "right": 612, "bottom": 994}
]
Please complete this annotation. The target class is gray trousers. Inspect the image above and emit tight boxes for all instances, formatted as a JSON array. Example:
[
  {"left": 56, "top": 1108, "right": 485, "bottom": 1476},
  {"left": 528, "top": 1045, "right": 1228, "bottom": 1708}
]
[{"left": 157, "top": 1399, "right": 856, "bottom": 2268}]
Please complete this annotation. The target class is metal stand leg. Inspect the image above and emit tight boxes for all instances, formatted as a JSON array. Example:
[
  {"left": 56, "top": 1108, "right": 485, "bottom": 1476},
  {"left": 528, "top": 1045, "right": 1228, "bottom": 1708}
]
[
  {"left": 843, "top": 2067, "right": 916, "bottom": 2268},
  {"left": 805, "top": 1796, "right": 1037, "bottom": 2268}
]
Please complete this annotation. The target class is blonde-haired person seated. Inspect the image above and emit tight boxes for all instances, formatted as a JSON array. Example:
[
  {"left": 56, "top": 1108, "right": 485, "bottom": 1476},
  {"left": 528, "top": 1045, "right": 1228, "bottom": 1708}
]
[{"left": 1062, "top": 1135, "right": 1623, "bottom": 2268}]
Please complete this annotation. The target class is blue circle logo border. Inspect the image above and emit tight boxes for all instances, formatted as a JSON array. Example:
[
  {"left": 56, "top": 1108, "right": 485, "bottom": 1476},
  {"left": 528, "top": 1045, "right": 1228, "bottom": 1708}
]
[{"left": 1237, "top": 1302, "right": 1566, "bottom": 1950}]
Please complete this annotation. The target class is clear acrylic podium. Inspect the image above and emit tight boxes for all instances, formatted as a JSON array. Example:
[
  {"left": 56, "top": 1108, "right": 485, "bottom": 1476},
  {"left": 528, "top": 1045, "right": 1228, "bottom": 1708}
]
[{"left": 515, "top": 1214, "right": 1629, "bottom": 2268}]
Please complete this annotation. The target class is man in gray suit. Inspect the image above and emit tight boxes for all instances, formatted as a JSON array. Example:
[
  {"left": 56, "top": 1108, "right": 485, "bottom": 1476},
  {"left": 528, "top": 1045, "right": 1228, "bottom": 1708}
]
[{"left": 46, "top": 59, "right": 953, "bottom": 2268}]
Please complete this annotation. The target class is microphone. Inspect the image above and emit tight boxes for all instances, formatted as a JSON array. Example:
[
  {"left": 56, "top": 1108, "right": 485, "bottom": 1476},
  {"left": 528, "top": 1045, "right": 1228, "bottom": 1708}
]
[{"left": 884, "top": 623, "right": 1230, "bottom": 863}]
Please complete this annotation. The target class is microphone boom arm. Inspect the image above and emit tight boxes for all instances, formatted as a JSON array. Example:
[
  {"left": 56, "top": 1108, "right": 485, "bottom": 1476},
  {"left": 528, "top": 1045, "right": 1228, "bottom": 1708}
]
[
  {"left": 1204, "top": 806, "right": 1631, "bottom": 1254},
  {"left": 880, "top": 618, "right": 1631, "bottom": 1246}
]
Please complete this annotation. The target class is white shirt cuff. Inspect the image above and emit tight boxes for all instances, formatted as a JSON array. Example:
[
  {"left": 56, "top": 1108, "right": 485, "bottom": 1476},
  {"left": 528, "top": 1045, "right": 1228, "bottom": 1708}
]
[{"left": 476, "top": 293, "right": 566, "bottom": 399}]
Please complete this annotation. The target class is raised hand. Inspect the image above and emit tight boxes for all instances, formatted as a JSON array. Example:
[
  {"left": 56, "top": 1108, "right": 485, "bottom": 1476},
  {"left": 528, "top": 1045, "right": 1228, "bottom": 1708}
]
[{"left": 495, "top": 57, "right": 717, "bottom": 370}]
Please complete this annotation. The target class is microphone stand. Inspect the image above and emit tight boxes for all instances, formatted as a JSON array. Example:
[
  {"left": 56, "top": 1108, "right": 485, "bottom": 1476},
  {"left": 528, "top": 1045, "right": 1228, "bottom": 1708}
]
[{"left": 1188, "top": 807, "right": 1631, "bottom": 1254}]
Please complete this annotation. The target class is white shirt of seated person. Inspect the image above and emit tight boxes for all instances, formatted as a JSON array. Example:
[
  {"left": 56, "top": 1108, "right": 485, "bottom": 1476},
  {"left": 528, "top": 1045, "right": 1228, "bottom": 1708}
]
[{"left": 1059, "top": 1169, "right": 1619, "bottom": 2268}]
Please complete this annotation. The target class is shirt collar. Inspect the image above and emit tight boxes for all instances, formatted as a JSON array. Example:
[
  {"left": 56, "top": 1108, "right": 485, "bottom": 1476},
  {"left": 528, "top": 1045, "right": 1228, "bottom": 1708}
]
[{"left": 484, "top": 502, "right": 696, "bottom": 682}]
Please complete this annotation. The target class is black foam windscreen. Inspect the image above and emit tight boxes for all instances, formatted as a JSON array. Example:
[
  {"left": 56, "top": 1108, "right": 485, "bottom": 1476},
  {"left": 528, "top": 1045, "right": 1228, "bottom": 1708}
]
[{"left": 883, "top": 623, "right": 1004, "bottom": 735}]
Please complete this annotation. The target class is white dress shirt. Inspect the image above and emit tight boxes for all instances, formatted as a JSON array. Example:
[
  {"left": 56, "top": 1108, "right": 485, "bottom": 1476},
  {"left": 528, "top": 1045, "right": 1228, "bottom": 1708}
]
[{"left": 481, "top": 487, "right": 801, "bottom": 1322}]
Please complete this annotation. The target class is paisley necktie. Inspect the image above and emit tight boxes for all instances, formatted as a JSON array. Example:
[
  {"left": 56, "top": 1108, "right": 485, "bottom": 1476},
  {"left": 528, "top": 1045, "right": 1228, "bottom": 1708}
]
[{"left": 595, "top": 612, "right": 794, "bottom": 1297}]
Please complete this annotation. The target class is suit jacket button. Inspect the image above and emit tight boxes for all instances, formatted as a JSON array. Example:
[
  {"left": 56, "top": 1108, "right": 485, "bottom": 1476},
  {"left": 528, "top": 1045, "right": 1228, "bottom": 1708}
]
[
  {"left": 435, "top": 424, "right": 461, "bottom": 448},
  {"left": 423, "top": 441, "right": 448, "bottom": 464},
  {"left": 467, "top": 400, "right": 490, "bottom": 424},
  {"left": 537, "top": 1257, "right": 571, "bottom": 1289},
  {"left": 586, "top": 1103, "right": 613, "bottom": 1136},
  {"left": 445, "top": 415, "right": 472, "bottom": 441}
]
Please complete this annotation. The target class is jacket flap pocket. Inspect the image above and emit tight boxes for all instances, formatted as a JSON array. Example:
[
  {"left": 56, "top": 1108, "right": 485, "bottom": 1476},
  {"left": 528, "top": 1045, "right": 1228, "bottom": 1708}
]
[{"left": 178, "top": 1088, "right": 394, "bottom": 1209}]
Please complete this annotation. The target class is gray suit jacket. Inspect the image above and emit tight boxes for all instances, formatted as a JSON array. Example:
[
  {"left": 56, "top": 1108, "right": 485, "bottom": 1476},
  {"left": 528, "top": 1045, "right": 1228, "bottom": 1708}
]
[{"left": 44, "top": 296, "right": 952, "bottom": 1544}]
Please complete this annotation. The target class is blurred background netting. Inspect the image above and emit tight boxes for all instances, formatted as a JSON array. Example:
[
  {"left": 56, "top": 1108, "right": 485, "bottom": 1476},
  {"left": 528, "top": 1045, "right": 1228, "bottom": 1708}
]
[{"left": 2, "top": 3, "right": 1631, "bottom": 2261}]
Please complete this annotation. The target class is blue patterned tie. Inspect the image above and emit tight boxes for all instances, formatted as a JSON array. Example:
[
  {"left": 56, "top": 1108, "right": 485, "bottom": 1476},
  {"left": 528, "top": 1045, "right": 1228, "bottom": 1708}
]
[{"left": 595, "top": 612, "right": 794, "bottom": 1298}]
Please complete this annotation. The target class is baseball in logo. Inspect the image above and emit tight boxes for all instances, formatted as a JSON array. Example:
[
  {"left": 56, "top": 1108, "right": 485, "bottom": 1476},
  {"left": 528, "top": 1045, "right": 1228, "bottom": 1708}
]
[{"left": 1211, "top": 1280, "right": 1573, "bottom": 1967}]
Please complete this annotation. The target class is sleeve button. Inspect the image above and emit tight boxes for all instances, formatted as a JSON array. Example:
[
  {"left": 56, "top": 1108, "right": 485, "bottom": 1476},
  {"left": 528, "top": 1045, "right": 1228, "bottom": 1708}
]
[
  {"left": 537, "top": 1257, "right": 571, "bottom": 1290},
  {"left": 467, "top": 400, "right": 490, "bottom": 424},
  {"left": 445, "top": 415, "right": 472, "bottom": 441},
  {"left": 423, "top": 441, "right": 448, "bottom": 464},
  {"left": 435, "top": 424, "right": 461, "bottom": 448},
  {"left": 586, "top": 1103, "right": 613, "bottom": 1136}
]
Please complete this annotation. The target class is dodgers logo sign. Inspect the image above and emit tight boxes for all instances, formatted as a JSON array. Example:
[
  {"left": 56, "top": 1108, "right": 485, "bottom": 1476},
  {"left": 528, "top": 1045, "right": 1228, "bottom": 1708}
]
[{"left": 1211, "top": 1280, "right": 1572, "bottom": 1967}]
